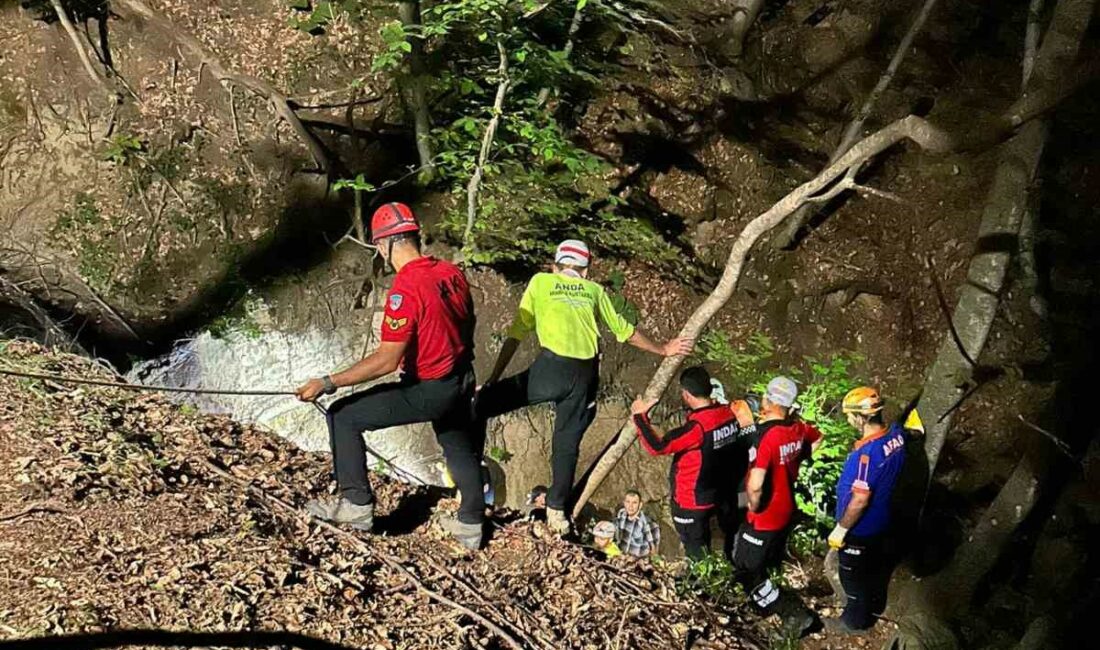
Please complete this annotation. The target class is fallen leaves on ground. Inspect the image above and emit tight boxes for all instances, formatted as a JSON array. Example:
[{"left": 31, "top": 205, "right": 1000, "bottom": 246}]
[{"left": 0, "top": 341, "right": 768, "bottom": 649}]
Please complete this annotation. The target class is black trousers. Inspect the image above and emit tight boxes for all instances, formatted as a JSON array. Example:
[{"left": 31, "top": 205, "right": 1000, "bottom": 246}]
[
  {"left": 715, "top": 495, "right": 745, "bottom": 561},
  {"left": 731, "top": 521, "right": 789, "bottom": 614},
  {"left": 327, "top": 369, "right": 485, "bottom": 524},
  {"left": 672, "top": 503, "right": 712, "bottom": 560},
  {"left": 838, "top": 534, "right": 889, "bottom": 629},
  {"left": 475, "top": 350, "right": 598, "bottom": 510}
]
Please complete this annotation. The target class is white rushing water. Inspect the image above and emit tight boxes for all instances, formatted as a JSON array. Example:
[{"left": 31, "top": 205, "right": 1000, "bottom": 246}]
[{"left": 128, "top": 310, "right": 446, "bottom": 486}]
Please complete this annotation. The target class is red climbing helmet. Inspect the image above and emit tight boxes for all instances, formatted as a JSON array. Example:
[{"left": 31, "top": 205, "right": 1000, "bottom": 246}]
[{"left": 370, "top": 202, "right": 419, "bottom": 243}]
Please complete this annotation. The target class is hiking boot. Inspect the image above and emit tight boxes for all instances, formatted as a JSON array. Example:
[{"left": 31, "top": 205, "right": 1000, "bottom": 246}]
[
  {"left": 438, "top": 515, "right": 483, "bottom": 550},
  {"left": 546, "top": 507, "right": 570, "bottom": 535},
  {"left": 305, "top": 497, "right": 373, "bottom": 532}
]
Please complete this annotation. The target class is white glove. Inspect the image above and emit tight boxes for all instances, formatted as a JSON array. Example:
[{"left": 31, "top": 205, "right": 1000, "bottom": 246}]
[{"left": 828, "top": 524, "right": 849, "bottom": 550}]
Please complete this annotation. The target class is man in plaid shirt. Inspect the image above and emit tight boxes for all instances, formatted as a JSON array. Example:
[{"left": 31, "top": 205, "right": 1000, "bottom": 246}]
[{"left": 614, "top": 490, "right": 660, "bottom": 557}]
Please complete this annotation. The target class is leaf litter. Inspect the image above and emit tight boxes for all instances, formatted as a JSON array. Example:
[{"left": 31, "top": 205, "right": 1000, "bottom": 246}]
[{"left": 0, "top": 341, "right": 768, "bottom": 649}]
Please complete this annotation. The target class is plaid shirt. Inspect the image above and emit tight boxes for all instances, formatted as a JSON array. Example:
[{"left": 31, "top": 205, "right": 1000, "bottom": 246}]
[{"left": 614, "top": 508, "right": 660, "bottom": 557}]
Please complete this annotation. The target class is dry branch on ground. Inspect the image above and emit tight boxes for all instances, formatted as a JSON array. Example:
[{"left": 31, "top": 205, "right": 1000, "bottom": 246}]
[{"left": 0, "top": 341, "right": 766, "bottom": 650}]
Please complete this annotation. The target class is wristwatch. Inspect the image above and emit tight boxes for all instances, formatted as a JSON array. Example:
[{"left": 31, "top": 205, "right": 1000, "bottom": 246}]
[{"left": 321, "top": 375, "right": 337, "bottom": 395}]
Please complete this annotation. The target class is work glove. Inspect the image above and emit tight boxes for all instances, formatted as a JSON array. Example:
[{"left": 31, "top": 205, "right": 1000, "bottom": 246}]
[{"left": 827, "top": 524, "right": 848, "bottom": 550}]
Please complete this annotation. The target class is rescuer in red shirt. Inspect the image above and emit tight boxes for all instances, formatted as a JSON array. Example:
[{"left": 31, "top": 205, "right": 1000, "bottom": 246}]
[
  {"left": 631, "top": 366, "right": 747, "bottom": 559},
  {"left": 732, "top": 376, "right": 822, "bottom": 636},
  {"left": 295, "top": 203, "right": 484, "bottom": 550}
]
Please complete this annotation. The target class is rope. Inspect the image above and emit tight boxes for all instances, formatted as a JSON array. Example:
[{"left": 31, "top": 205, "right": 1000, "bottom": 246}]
[
  {"left": 309, "top": 402, "right": 429, "bottom": 487},
  {"left": 0, "top": 367, "right": 296, "bottom": 396},
  {"left": 2, "top": 366, "right": 431, "bottom": 486}
]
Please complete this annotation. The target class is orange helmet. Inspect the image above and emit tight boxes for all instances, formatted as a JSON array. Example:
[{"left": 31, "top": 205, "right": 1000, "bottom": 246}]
[
  {"left": 370, "top": 202, "right": 419, "bottom": 243},
  {"left": 842, "top": 387, "right": 885, "bottom": 415}
]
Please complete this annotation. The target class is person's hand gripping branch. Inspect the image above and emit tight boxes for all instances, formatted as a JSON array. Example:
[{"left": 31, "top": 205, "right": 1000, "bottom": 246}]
[
  {"left": 631, "top": 396, "right": 659, "bottom": 417},
  {"left": 661, "top": 336, "right": 695, "bottom": 357}
]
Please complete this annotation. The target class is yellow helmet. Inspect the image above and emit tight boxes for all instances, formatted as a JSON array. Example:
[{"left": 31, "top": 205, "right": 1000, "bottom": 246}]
[{"left": 842, "top": 387, "right": 885, "bottom": 415}]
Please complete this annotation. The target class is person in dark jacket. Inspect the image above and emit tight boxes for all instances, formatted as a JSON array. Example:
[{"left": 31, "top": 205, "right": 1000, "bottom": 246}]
[{"left": 630, "top": 366, "right": 747, "bottom": 559}]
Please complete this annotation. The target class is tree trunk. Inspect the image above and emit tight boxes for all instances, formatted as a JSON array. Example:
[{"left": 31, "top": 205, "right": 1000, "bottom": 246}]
[
  {"left": 569, "top": 0, "right": 1096, "bottom": 520},
  {"left": 918, "top": 0, "right": 1093, "bottom": 477},
  {"left": 726, "top": 0, "right": 764, "bottom": 58},
  {"left": 398, "top": 1, "right": 435, "bottom": 184},
  {"left": 886, "top": 1, "right": 1094, "bottom": 644},
  {"left": 535, "top": 0, "right": 586, "bottom": 107}
]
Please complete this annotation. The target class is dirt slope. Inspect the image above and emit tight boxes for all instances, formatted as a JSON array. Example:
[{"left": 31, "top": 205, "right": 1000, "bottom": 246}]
[{"left": 0, "top": 341, "right": 776, "bottom": 649}]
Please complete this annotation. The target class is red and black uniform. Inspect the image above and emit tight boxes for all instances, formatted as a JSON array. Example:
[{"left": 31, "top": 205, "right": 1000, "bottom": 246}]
[
  {"left": 634, "top": 404, "right": 743, "bottom": 558},
  {"left": 328, "top": 257, "right": 485, "bottom": 523},
  {"left": 732, "top": 418, "right": 821, "bottom": 612}
]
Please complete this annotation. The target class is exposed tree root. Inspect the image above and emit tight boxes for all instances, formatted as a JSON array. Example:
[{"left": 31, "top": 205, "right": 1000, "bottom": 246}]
[
  {"left": 774, "top": 0, "right": 941, "bottom": 249},
  {"left": 917, "top": 0, "right": 1093, "bottom": 480},
  {"left": 49, "top": 0, "right": 116, "bottom": 101},
  {"left": 112, "top": 0, "right": 329, "bottom": 173},
  {"left": 570, "top": 50, "right": 1097, "bottom": 516},
  {"left": 0, "top": 276, "right": 84, "bottom": 352}
]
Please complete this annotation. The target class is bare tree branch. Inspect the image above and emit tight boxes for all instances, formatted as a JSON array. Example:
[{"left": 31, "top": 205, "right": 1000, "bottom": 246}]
[
  {"left": 774, "top": 0, "right": 940, "bottom": 249},
  {"left": 536, "top": 0, "right": 587, "bottom": 108},
  {"left": 49, "top": 0, "right": 116, "bottom": 100},
  {"left": 570, "top": 45, "right": 1099, "bottom": 514},
  {"left": 462, "top": 41, "right": 511, "bottom": 257}
]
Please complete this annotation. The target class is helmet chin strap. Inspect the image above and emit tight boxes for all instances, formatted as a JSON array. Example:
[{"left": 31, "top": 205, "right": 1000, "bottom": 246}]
[{"left": 385, "top": 237, "right": 396, "bottom": 271}]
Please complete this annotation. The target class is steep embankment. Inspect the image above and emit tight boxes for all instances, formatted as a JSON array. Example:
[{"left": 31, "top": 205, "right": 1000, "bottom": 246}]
[{"left": 0, "top": 341, "right": 770, "bottom": 649}]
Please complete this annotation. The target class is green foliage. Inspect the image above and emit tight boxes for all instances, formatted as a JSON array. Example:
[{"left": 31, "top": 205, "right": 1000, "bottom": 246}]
[
  {"left": 52, "top": 193, "right": 116, "bottom": 293},
  {"left": 361, "top": 0, "right": 682, "bottom": 271},
  {"left": 487, "top": 445, "right": 513, "bottom": 464},
  {"left": 701, "top": 329, "right": 864, "bottom": 550},
  {"left": 606, "top": 270, "right": 640, "bottom": 325},
  {"left": 53, "top": 192, "right": 100, "bottom": 234},
  {"left": 676, "top": 552, "right": 744, "bottom": 606},
  {"left": 696, "top": 331, "right": 775, "bottom": 389},
  {"left": 208, "top": 293, "right": 265, "bottom": 340},
  {"left": 786, "top": 356, "right": 863, "bottom": 528},
  {"left": 331, "top": 174, "right": 376, "bottom": 193},
  {"left": 372, "top": 20, "right": 412, "bottom": 73},
  {"left": 102, "top": 134, "right": 143, "bottom": 166}
]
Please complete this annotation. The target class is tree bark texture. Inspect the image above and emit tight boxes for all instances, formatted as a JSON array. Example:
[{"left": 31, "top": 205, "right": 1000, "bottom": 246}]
[
  {"left": 726, "top": 0, "right": 764, "bottom": 57},
  {"left": 919, "top": 0, "right": 1094, "bottom": 476},
  {"left": 398, "top": 1, "right": 435, "bottom": 183},
  {"left": 463, "top": 41, "right": 511, "bottom": 255}
]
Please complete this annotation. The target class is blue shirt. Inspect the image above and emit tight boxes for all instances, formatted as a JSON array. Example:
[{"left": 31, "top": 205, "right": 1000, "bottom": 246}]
[{"left": 836, "top": 423, "right": 907, "bottom": 537}]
